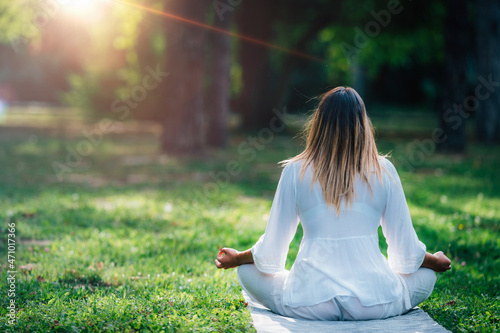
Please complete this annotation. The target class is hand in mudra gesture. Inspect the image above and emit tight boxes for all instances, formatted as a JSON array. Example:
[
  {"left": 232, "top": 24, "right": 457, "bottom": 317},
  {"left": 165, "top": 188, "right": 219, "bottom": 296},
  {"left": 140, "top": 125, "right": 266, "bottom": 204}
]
[
  {"left": 215, "top": 248, "right": 240, "bottom": 269},
  {"left": 432, "top": 251, "right": 452, "bottom": 272}
]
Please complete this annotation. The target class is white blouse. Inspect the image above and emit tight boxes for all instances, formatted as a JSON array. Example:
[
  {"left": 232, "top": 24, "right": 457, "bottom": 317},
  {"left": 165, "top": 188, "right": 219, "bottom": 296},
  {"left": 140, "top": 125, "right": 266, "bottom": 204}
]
[{"left": 251, "top": 158, "right": 426, "bottom": 310}]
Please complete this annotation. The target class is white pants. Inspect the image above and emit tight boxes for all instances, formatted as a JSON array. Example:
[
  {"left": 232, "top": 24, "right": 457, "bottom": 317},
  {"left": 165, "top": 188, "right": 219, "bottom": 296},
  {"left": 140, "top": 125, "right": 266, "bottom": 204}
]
[{"left": 237, "top": 264, "right": 436, "bottom": 321}]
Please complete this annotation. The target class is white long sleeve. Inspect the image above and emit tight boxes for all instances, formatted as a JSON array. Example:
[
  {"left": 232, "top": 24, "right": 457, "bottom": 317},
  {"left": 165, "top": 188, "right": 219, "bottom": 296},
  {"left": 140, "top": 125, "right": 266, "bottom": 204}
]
[
  {"left": 380, "top": 160, "right": 426, "bottom": 274},
  {"left": 251, "top": 163, "right": 300, "bottom": 274}
]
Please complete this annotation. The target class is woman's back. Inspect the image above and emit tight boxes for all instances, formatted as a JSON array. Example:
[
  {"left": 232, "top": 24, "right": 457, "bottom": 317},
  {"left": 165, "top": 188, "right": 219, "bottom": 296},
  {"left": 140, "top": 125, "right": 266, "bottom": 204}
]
[
  {"left": 265, "top": 158, "right": 423, "bottom": 308},
  {"left": 295, "top": 158, "right": 388, "bottom": 239}
]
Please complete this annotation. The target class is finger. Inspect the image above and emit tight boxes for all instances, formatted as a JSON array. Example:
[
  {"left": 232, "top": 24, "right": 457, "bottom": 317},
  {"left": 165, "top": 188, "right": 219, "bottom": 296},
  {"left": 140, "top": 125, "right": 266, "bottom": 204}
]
[
  {"left": 215, "top": 259, "right": 222, "bottom": 268},
  {"left": 218, "top": 248, "right": 226, "bottom": 258}
]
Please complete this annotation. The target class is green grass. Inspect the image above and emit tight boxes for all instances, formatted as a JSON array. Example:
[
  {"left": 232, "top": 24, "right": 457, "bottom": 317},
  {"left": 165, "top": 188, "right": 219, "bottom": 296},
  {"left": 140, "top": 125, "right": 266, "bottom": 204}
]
[{"left": 0, "top": 110, "right": 499, "bottom": 332}]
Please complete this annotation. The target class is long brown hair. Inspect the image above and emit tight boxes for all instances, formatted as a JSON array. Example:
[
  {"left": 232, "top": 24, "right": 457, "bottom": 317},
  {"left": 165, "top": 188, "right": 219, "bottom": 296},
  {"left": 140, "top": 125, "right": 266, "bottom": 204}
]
[{"left": 283, "top": 86, "right": 386, "bottom": 214}]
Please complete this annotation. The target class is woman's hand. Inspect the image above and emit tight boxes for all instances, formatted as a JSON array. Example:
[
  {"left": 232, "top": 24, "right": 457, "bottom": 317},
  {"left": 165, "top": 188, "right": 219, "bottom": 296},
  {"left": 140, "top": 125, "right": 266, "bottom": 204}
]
[
  {"left": 215, "top": 248, "right": 241, "bottom": 269},
  {"left": 422, "top": 251, "right": 452, "bottom": 272},
  {"left": 432, "top": 251, "right": 452, "bottom": 272}
]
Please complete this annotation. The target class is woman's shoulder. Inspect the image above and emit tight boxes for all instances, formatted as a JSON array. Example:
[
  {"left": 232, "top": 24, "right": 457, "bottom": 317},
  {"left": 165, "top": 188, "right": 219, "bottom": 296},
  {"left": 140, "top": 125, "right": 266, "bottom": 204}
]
[
  {"left": 377, "top": 157, "right": 402, "bottom": 188},
  {"left": 280, "top": 158, "right": 305, "bottom": 172},
  {"left": 378, "top": 157, "right": 397, "bottom": 175},
  {"left": 280, "top": 160, "right": 301, "bottom": 179},
  {"left": 280, "top": 159, "right": 312, "bottom": 186}
]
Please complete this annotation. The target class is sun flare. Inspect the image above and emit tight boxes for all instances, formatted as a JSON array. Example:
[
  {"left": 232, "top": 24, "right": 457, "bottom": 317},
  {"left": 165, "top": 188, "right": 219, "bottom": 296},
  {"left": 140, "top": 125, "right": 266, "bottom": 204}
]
[{"left": 60, "top": 0, "right": 102, "bottom": 17}]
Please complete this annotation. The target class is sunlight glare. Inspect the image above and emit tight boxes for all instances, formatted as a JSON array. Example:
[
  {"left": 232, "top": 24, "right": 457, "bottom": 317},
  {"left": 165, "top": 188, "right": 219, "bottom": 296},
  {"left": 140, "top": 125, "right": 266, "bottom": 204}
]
[{"left": 61, "top": 0, "right": 102, "bottom": 17}]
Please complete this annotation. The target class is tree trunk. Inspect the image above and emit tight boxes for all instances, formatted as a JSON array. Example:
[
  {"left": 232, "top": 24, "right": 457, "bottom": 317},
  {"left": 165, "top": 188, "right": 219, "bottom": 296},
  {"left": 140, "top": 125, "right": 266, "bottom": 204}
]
[
  {"left": 439, "top": 0, "right": 469, "bottom": 152},
  {"left": 476, "top": 0, "right": 500, "bottom": 143},
  {"left": 160, "top": 0, "right": 209, "bottom": 155},
  {"left": 352, "top": 58, "right": 366, "bottom": 98},
  {"left": 205, "top": 15, "right": 230, "bottom": 147},
  {"left": 235, "top": 0, "right": 276, "bottom": 129},
  {"left": 273, "top": 8, "right": 337, "bottom": 109}
]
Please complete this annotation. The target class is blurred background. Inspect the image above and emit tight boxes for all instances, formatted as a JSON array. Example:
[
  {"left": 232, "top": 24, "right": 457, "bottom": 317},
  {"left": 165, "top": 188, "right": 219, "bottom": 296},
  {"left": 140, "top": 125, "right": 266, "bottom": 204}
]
[{"left": 0, "top": 0, "right": 498, "bottom": 155}]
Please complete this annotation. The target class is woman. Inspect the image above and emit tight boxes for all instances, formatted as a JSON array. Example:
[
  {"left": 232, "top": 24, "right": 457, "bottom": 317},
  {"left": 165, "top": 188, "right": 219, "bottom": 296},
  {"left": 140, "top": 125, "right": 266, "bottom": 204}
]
[{"left": 215, "top": 86, "right": 451, "bottom": 321}]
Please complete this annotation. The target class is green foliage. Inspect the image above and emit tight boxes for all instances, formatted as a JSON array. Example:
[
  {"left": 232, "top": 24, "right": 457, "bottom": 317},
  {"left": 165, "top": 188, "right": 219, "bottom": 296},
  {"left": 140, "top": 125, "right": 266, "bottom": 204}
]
[
  {"left": 316, "top": 0, "right": 445, "bottom": 83},
  {"left": 0, "top": 109, "right": 498, "bottom": 331},
  {"left": 62, "top": 2, "right": 147, "bottom": 115},
  {"left": 0, "top": 0, "right": 39, "bottom": 45},
  {"left": 1, "top": 0, "right": 449, "bottom": 118}
]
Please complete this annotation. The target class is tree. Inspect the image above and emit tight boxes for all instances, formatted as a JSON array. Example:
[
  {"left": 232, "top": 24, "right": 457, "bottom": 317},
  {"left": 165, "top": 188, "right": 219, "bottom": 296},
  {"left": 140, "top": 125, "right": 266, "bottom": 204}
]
[
  {"left": 234, "top": 0, "right": 339, "bottom": 130},
  {"left": 159, "top": 0, "right": 232, "bottom": 153},
  {"left": 205, "top": 13, "right": 230, "bottom": 147},
  {"left": 439, "top": 0, "right": 469, "bottom": 152},
  {"left": 160, "top": 0, "right": 211, "bottom": 154},
  {"left": 235, "top": 0, "right": 278, "bottom": 129},
  {"left": 476, "top": 0, "right": 500, "bottom": 143},
  {"left": 272, "top": 2, "right": 340, "bottom": 110}
]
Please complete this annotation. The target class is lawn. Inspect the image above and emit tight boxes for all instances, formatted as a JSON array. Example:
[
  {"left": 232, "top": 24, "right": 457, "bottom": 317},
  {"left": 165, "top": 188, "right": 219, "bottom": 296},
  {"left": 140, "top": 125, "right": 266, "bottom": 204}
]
[{"left": 0, "top": 108, "right": 499, "bottom": 332}]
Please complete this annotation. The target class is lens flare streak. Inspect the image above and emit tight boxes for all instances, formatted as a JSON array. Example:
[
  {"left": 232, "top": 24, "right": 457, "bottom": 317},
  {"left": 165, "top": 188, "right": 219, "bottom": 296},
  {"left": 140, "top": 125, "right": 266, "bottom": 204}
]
[{"left": 111, "top": 0, "right": 324, "bottom": 62}]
